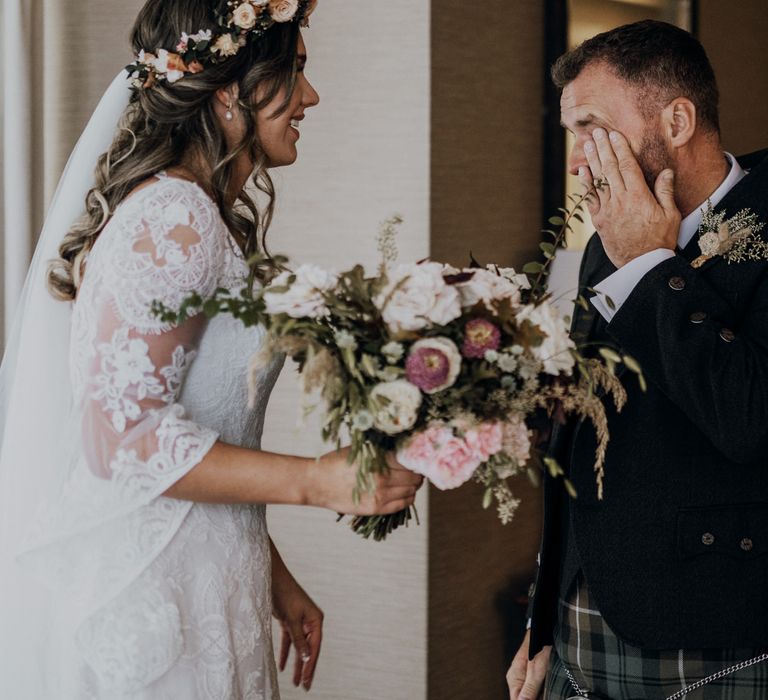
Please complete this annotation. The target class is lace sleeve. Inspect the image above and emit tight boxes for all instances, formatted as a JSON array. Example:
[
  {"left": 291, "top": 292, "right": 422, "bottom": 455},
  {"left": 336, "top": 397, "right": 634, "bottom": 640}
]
[
  {"left": 78, "top": 178, "right": 224, "bottom": 489},
  {"left": 19, "top": 179, "right": 229, "bottom": 609}
]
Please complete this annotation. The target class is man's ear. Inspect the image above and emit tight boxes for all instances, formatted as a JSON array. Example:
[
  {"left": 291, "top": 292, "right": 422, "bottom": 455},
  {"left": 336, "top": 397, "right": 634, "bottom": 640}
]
[{"left": 663, "top": 97, "right": 696, "bottom": 148}]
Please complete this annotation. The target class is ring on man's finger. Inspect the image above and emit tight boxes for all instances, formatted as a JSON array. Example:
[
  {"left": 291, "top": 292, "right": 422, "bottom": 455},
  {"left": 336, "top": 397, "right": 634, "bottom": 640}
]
[{"left": 592, "top": 176, "right": 610, "bottom": 191}]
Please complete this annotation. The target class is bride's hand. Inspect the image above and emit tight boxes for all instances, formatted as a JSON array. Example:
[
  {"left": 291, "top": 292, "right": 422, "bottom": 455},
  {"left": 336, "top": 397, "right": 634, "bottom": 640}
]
[
  {"left": 272, "top": 556, "right": 323, "bottom": 691},
  {"left": 310, "top": 448, "right": 423, "bottom": 515}
]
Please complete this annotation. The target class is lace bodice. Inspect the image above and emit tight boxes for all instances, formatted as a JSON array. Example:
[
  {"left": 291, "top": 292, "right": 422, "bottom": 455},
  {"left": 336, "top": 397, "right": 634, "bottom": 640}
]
[{"left": 20, "top": 175, "right": 283, "bottom": 699}]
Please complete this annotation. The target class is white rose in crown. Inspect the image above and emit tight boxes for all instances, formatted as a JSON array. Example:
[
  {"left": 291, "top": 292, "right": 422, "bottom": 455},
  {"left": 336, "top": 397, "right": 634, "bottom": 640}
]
[
  {"left": 263, "top": 264, "right": 337, "bottom": 319},
  {"left": 269, "top": 0, "right": 299, "bottom": 22},
  {"left": 456, "top": 267, "right": 528, "bottom": 311},
  {"left": 233, "top": 3, "right": 258, "bottom": 29},
  {"left": 375, "top": 262, "right": 462, "bottom": 334},
  {"left": 369, "top": 380, "right": 423, "bottom": 435},
  {"left": 212, "top": 33, "right": 239, "bottom": 57},
  {"left": 517, "top": 302, "right": 575, "bottom": 376}
]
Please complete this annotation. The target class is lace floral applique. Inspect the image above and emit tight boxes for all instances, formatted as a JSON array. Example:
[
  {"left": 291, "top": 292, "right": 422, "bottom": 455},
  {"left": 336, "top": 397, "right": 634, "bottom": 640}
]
[
  {"left": 160, "top": 346, "right": 198, "bottom": 404},
  {"left": 93, "top": 327, "right": 164, "bottom": 432}
]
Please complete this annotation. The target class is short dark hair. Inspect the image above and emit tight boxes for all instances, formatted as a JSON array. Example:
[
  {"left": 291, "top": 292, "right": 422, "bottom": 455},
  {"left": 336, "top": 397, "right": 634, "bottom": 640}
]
[{"left": 552, "top": 20, "right": 720, "bottom": 133}]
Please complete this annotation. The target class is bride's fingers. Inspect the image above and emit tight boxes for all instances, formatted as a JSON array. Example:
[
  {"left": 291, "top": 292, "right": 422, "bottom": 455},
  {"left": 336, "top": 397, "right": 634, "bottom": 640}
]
[
  {"left": 378, "top": 485, "right": 419, "bottom": 504},
  {"left": 302, "top": 621, "right": 323, "bottom": 691},
  {"left": 279, "top": 624, "right": 291, "bottom": 671},
  {"left": 288, "top": 621, "right": 310, "bottom": 687}
]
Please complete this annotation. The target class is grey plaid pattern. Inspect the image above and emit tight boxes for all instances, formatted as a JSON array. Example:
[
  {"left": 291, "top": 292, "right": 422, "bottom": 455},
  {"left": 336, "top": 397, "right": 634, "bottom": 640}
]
[{"left": 544, "top": 574, "right": 768, "bottom": 699}]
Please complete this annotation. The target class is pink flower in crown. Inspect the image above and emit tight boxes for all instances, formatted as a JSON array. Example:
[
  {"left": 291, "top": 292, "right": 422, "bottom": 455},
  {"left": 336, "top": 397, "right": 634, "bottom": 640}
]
[
  {"left": 464, "top": 421, "right": 504, "bottom": 461},
  {"left": 461, "top": 318, "right": 501, "bottom": 359},
  {"left": 405, "top": 337, "right": 461, "bottom": 394},
  {"left": 397, "top": 425, "right": 482, "bottom": 490}
]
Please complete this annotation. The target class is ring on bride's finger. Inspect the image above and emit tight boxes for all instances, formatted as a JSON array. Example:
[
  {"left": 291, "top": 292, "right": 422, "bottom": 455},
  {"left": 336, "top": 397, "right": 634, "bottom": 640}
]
[{"left": 593, "top": 176, "right": 610, "bottom": 191}]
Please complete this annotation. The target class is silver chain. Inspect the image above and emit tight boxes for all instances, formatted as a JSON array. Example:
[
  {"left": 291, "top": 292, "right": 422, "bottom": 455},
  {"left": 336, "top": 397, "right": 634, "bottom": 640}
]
[{"left": 564, "top": 652, "right": 768, "bottom": 700}]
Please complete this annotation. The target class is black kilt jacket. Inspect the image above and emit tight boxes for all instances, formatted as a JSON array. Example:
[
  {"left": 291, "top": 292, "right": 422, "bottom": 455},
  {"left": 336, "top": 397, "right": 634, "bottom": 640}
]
[{"left": 529, "top": 149, "right": 768, "bottom": 657}]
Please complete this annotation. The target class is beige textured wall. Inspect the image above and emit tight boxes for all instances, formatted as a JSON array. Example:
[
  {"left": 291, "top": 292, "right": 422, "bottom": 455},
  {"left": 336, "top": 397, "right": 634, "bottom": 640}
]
[
  {"left": 262, "top": 2, "right": 431, "bottom": 699},
  {"left": 429, "top": 2, "right": 545, "bottom": 698},
  {"left": 698, "top": 0, "right": 768, "bottom": 156}
]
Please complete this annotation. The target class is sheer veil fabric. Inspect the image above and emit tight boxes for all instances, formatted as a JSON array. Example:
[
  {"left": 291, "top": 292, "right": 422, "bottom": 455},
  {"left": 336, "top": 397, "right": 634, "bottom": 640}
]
[{"left": 0, "top": 73, "right": 133, "bottom": 697}]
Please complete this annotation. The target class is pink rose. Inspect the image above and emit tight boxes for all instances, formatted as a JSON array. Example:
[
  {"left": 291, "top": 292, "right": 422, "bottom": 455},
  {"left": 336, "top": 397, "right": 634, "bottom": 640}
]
[
  {"left": 464, "top": 421, "right": 504, "bottom": 461},
  {"left": 397, "top": 424, "right": 483, "bottom": 490},
  {"left": 501, "top": 416, "right": 531, "bottom": 465}
]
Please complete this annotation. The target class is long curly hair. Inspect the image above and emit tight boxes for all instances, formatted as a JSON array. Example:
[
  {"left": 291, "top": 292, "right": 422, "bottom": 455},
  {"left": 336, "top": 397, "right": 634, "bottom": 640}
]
[{"left": 47, "top": 0, "right": 301, "bottom": 301}]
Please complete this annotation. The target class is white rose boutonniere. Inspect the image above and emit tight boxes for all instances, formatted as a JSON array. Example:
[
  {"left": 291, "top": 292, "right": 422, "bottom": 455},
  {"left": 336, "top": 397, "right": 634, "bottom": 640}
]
[{"left": 692, "top": 201, "right": 767, "bottom": 268}]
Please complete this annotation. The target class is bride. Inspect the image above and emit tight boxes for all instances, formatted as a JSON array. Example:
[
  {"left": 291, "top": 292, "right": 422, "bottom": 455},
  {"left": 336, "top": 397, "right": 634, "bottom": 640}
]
[{"left": 0, "top": 1, "right": 422, "bottom": 698}]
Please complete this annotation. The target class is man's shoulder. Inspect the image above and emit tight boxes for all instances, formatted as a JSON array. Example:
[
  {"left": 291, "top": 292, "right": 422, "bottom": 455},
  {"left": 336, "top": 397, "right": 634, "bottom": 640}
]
[{"left": 736, "top": 148, "right": 768, "bottom": 171}]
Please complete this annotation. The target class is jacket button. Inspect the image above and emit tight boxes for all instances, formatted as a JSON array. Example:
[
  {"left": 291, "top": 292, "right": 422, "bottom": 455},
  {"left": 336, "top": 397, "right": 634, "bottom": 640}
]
[
  {"left": 720, "top": 328, "right": 736, "bottom": 343},
  {"left": 702, "top": 532, "right": 715, "bottom": 545},
  {"left": 690, "top": 311, "right": 707, "bottom": 324},
  {"left": 740, "top": 538, "right": 754, "bottom": 552},
  {"left": 668, "top": 276, "right": 686, "bottom": 291}
]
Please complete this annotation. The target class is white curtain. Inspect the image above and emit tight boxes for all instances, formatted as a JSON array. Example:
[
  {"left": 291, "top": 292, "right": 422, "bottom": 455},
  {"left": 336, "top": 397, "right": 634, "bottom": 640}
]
[{"left": 1, "top": 0, "right": 143, "bottom": 344}]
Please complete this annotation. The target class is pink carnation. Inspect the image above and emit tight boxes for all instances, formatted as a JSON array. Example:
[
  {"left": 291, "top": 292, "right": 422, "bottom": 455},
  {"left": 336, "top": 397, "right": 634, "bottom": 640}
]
[
  {"left": 461, "top": 318, "right": 501, "bottom": 359},
  {"left": 501, "top": 416, "right": 531, "bottom": 465},
  {"left": 397, "top": 421, "right": 503, "bottom": 490},
  {"left": 464, "top": 421, "right": 504, "bottom": 461}
]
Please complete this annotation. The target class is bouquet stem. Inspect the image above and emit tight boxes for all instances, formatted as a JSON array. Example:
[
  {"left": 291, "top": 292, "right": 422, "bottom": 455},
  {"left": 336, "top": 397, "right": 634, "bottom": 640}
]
[{"left": 348, "top": 505, "right": 420, "bottom": 541}]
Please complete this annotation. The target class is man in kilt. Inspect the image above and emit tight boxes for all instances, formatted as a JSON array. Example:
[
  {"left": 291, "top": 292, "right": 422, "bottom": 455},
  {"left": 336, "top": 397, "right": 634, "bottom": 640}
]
[{"left": 507, "top": 19, "right": 768, "bottom": 700}]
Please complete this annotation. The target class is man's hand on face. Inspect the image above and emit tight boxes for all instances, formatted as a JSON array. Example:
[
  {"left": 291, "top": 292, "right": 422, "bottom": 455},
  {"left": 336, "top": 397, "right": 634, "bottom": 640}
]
[{"left": 578, "top": 128, "right": 681, "bottom": 268}]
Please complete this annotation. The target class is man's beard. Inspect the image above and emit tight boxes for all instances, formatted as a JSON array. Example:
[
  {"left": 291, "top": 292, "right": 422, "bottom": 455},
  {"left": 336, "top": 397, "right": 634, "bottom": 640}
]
[{"left": 636, "top": 129, "right": 674, "bottom": 190}]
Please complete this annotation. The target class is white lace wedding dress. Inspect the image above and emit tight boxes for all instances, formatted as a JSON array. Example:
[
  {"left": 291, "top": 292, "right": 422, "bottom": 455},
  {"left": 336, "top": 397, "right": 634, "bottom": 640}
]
[{"left": 20, "top": 174, "right": 284, "bottom": 699}]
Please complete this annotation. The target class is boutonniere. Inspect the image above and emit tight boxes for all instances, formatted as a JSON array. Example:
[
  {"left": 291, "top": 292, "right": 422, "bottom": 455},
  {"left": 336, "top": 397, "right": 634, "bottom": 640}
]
[{"left": 691, "top": 201, "right": 767, "bottom": 268}]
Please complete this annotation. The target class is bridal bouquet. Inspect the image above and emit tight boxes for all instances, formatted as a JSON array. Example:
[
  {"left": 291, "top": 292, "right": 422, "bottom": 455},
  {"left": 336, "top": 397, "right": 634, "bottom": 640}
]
[{"left": 154, "top": 201, "right": 641, "bottom": 540}]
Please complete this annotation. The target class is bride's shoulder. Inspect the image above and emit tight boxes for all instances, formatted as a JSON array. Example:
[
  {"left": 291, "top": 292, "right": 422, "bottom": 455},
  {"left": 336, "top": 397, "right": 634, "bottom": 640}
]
[{"left": 105, "top": 172, "right": 225, "bottom": 245}]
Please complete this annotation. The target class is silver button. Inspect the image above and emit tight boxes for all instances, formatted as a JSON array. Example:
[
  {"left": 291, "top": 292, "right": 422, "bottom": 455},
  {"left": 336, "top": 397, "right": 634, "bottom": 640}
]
[
  {"left": 720, "top": 328, "right": 736, "bottom": 343},
  {"left": 669, "top": 276, "right": 686, "bottom": 291},
  {"left": 690, "top": 311, "right": 707, "bottom": 324},
  {"left": 740, "top": 538, "right": 754, "bottom": 552},
  {"left": 702, "top": 532, "right": 715, "bottom": 546}
]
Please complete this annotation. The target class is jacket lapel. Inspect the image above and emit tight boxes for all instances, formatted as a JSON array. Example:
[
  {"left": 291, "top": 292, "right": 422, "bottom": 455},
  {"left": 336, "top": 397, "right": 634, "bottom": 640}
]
[{"left": 680, "top": 149, "right": 768, "bottom": 268}]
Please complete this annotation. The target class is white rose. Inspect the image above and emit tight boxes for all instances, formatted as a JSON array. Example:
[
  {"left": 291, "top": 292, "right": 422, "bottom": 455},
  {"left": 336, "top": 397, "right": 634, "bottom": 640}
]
[
  {"left": 517, "top": 302, "right": 575, "bottom": 376},
  {"left": 369, "top": 380, "right": 422, "bottom": 435},
  {"left": 494, "top": 266, "right": 531, "bottom": 290},
  {"left": 698, "top": 231, "right": 720, "bottom": 257},
  {"left": 375, "top": 262, "right": 461, "bottom": 334},
  {"left": 457, "top": 268, "right": 525, "bottom": 310},
  {"left": 263, "top": 264, "right": 337, "bottom": 318},
  {"left": 212, "top": 33, "right": 240, "bottom": 57},
  {"left": 233, "top": 3, "right": 258, "bottom": 29},
  {"left": 269, "top": 0, "right": 299, "bottom": 22}
]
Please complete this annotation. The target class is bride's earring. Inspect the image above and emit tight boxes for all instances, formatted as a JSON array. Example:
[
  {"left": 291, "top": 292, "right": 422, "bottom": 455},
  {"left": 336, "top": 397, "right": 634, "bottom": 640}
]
[{"left": 225, "top": 100, "right": 234, "bottom": 122}]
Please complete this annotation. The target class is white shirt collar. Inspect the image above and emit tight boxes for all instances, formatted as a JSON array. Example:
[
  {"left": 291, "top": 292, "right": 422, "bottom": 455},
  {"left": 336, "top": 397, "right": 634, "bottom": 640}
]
[{"left": 678, "top": 152, "right": 747, "bottom": 250}]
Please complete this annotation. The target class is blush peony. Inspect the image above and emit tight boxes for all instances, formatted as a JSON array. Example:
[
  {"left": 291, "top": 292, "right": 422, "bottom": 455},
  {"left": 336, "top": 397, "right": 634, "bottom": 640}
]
[{"left": 374, "top": 262, "right": 461, "bottom": 334}]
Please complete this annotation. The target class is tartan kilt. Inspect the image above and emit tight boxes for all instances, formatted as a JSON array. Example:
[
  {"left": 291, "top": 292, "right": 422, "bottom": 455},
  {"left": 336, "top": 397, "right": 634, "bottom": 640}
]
[{"left": 544, "top": 574, "right": 768, "bottom": 700}]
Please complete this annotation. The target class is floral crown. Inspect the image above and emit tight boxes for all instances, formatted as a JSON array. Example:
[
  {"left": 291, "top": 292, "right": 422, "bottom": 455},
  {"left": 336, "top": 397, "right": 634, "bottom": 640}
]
[{"left": 126, "top": 0, "right": 317, "bottom": 90}]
